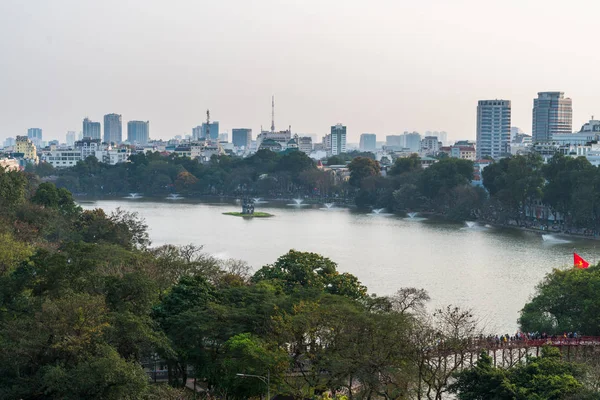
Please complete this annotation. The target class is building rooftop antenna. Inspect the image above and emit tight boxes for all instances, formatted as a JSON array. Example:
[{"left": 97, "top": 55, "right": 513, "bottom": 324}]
[
  {"left": 206, "top": 109, "right": 210, "bottom": 141},
  {"left": 271, "top": 95, "right": 275, "bottom": 133}
]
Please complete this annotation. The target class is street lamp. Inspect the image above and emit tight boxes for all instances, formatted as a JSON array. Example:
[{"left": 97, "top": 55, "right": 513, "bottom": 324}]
[{"left": 236, "top": 371, "right": 270, "bottom": 400}]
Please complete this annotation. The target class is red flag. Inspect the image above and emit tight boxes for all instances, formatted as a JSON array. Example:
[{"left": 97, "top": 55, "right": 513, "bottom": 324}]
[{"left": 574, "top": 253, "right": 590, "bottom": 269}]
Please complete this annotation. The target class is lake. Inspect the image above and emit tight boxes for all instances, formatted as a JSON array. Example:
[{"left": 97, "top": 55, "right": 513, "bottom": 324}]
[{"left": 80, "top": 197, "right": 597, "bottom": 333}]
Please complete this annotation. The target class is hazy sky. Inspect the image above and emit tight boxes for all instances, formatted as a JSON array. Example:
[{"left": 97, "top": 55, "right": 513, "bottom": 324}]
[{"left": 1, "top": 0, "right": 598, "bottom": 143}]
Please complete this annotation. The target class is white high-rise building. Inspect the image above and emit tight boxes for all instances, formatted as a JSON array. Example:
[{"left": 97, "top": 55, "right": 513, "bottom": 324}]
[
  {"left": 532, "top": 92, "right": 572, "bottom": 143},
  {"left": 66, "top": 131, "right": 76, "bottom": 147},
  {"left": 476, "top": 100, "right": 511, "bottom": 159},
  {"left": 329, "top": 124, "right": 347, "bottom": 155}
]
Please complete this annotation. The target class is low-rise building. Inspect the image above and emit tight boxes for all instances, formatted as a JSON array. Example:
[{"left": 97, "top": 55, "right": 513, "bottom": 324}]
[
  {"left": 15, "top": 136, "right": 38, "bottom": 164},
  {"left": 41, "top": 148, "right": 82, "bottom": 167}
]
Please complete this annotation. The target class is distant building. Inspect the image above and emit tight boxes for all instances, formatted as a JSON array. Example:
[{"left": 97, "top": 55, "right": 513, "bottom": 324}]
[
  {"left": 66, "top": 131, "right": 76, "bottom": 146},
  {"left": 75, "top": 138, "right": 102, "bottom": 159},
  {"left": 420, "top": 136, "right": 441, "bottom": 155},
  {"left": 41, "top": 149, "right": 82, "bottom": 168},
  {"left": 15, "top": 136, "right": 38, "bottom": 164},
  {"left": 27, "top": 128, "right": 42, "bottom": 147},
  {"left": 202, "top": 122, "right": 219, "bottom": 141},
  {"left": 127, "top": 121, "right": 150, "bottom": 145},
  {"left": 298, "top": 136, "right": 313, "bottom": 154},
  {"left": 103, "top": 113, "right": 122, "bottom": 144},
  {"left": 232, "top": 128, "right": 252, "bottom": 148},
  {"left": 386, "top": 135, "right": 404, "bottom": 151},
  {"left": 359, "top": 133, "right": 377, "bottom": 151},
  {"left": 257, "top": 129, "right": 292, "bottom": 151},
  {"left": 426, "top": 131, "right": 448, "bottom": 146},
  {"left": 476, "top": 99, "right": 511, "bottom": 159},
  {"left": 83, "top": 118, "right": 101, "bottom": 140},
  {"left": 218, "top": 133, "right": 228, "bottom": 142},
  {"left": 532, "top": 92, "right": 572, "bottom": 143},
  {"left": 329, "top": 124, "right": 347, "bottom": 156},
  {"left": 404, "top": 132, "right": 421, "bottom": 153},
  {"left": 3, "top": 137, "right": 15, "bottom": 147},
  {"left": 0, "top": 158, "right": 20, "bottom": 171}
]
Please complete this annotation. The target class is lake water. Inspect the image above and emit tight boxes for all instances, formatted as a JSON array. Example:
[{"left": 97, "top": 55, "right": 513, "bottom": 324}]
[{"left": 80, "top": 198, "right": 598, "bottom": 333}]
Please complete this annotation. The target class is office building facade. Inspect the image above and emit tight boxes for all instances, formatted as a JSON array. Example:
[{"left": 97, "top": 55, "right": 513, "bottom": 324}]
[
  {"left": 404, "top": 132, "right": 422, "bottom": 152},
  {"left": 532, "top": 92, "right": 572, "bottom": 143},
  {"left": 103, "top": 113, "right": 122, "bottom": 144},
  {"left": 476, "top": 100, "right": 511, "bottom": 159},
  {"left": 330, "top": 124, "right": 347, "bottom": 156},
  {"left": 27, "top": 128, "right": 42, "bottom": 147},
  {"left": 232, "top": 128, "right": 252, "bottom": 148},
  {"left": 83, "top": 118, "right": 101, "bottom": 140},
  {"left": 127, "top": 121, "right": 150, "bottom": 145},
  {"left": 359, "top": 133, "right": 377, "bottom": 151}
]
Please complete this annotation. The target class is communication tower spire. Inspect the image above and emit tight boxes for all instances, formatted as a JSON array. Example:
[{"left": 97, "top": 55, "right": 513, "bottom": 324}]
[
  {"left": 271, "top": 95, "right": 275, "bottom": 133},
  {"left": 206, "top": 109, "right": 210, "bottom": 141}
]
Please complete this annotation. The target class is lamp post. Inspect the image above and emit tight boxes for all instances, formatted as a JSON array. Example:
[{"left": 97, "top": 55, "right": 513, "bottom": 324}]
[{"left": 236, "top": 371, "right": 270, "bottom": 400}]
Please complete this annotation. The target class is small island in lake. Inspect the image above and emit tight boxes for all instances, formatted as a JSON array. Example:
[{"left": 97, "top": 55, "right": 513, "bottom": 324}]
[
  {"left": 223, "top": 211, "right": 273, "bottom": 218},
  {"left": 224, "top": 198, "right": 273, "bottom": 218}
]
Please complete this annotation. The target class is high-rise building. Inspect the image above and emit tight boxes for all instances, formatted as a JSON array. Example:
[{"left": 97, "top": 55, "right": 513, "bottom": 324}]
[
  {"left": 66, "top": 131, "right": 76, "bottom": 147},
  {"left": 3, "top": 137, "right": 15, "bottom": 147},
  {"left": 232, "top": 128, "right": 252, "bottom": 148},
  {"left": 202, "top": 122, "right": 219, "bottom": 140},
  {"left": 103, "top": 113, "right": 122, "bottom": 144},
  {"left": 83, "top": 118, "right": 101, "bottom": 140},
  {"left": 329, "top": 124, "right": 347, "bottom": 156},
  {"left": 476, "top": 100, "right": 511, "bottom": 159},
  {"left": 386, "top": 135, "right": 404, "bottom": 150},
  {"left": 218, "top": 133, "right": 228, "bottom": 142},
  {"left": 359, "top": 133, "right": 377, "bottom": 151},
  {"left": 127, "top": 121, "right": 150, "bottom": 145},
  {"left": 532, "top": 92, "right": 572, "bottom": 143},
  {"left": 420, "top": 136, "right": 441, "bottom": 155},
  {"left": 404, "top": 132, "right": 422, "bottom": 152},
  {"left": 27, "top": 128, "right": 42, "bottom": 147}
]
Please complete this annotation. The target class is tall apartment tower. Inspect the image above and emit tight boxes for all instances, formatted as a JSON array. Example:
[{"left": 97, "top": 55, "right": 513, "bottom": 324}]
[
  {"left": 532, "top": 92, "right": 572, "bottom": 143},
  {"left": 127, "top": 121, "right": 150, "bottom": 145},
  {"left": 103, "top": 113, "right": 122, "bottom": 144},
  {"left": 66, "top": 131, "right": 76, "bottom": 147},
  {"left": 232, "top": 128, "right": 252, "bottom": 148},
  {"left": 83, "top": 118, "right": 101, "bottom": 140},
  {"left": 27, "top": 128, "right": 43, "bottom": 147},
  {"left": 359, "top": 133, "right": 377, "bottom": 151},
  {"left": 476, "top": 100, "right": 511, "bottom": 160},
  {"left": 330, "top": 124, "right": 347, "bottom": 156}
]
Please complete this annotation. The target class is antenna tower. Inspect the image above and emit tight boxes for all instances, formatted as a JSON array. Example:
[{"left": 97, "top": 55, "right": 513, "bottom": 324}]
[
  {"left": 271, "top": 95, "right": 275, "bottom": 133},
  {"left": 206, "top": 109, "right": 210, "bottom": 141}
]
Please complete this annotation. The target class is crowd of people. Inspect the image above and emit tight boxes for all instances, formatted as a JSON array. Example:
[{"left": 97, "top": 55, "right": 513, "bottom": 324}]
[{"left": 477, "top": 332, "right": 582, "bottom": 347}]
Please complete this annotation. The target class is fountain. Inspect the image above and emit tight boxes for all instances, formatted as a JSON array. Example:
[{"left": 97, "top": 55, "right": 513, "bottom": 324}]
[
  {"left": 253, "top": 197, "right": 267, "bottom": 204},
  {"left": 166, "top": 193, "right": 183, "bottom": 200},
  {"left": 324, "top": 203, "right": 334, "bottom": 209},
  {"left": 465, "top": 221, "right": 477, "bottom": 228},
  {"left": 407, "top": 212, "right": 418, "bottom": 219},
  {"left": 541, "top": 234, "right": 571, "bottom": 244},
  {"left": 287, "top": 198, "right": 309, "bottom": 206},
  {"left": 372, "top": 208, "right": 385, "bottom": 214},
  {"left": 125, "top": 193, "right": 142, "bottom": 199}
]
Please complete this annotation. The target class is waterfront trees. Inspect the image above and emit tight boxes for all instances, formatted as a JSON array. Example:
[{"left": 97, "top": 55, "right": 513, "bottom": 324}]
[{"left": 519, "top": 265, "right": 600, "bottom": 335}]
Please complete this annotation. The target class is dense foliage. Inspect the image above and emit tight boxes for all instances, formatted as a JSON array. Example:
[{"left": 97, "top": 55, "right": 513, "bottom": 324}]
[
  {"left": 450, "top": 347, "right": 594, "bottom": 400},
  {"left": 49, "top": 150, "right": 340, "bottom": 199},
  {"left": 3, "top": 166, "right": 600, "bottom": 399},
  {"left": 519, "top": 265, "right": 600, "bottom": 335}
]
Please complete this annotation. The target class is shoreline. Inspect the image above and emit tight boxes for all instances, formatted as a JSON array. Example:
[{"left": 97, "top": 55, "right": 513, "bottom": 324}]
[{"left": 74, "top": 195, "right": 598, "bottom": 243}]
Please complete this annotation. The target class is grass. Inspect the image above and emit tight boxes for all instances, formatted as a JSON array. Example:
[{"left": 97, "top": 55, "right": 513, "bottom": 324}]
[{"left": 223, "top": 212, "right": 274, "bottom": 218}]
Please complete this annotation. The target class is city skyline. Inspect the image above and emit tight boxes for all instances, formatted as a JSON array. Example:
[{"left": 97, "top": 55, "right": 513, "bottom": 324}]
[{"left": 2, "top": 1, "right": 600, "bottom": 142}]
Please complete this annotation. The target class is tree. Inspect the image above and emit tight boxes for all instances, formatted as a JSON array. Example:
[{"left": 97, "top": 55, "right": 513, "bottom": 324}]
[
  {"left": 450, "top": 347, "right": 589, "bottom": 400},
  {"left": 348, "top": 157, "right": 380, "bottom": 188},
  {"left": 0, "top": 232, "right": 33, "bottom": 275},
  {"left": 252, "top": 250, "right": 367, "bottom": 300},
  {"left": 519, "top": 266, "right": 600, "bottom": 335},
  {"left": 389, "top": 154, "right": 422, "bottom": 176}
]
